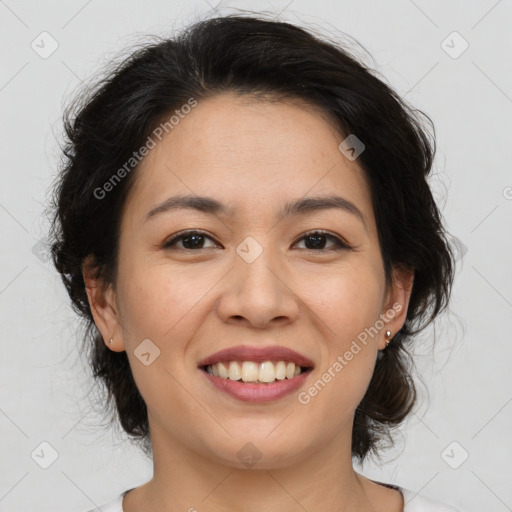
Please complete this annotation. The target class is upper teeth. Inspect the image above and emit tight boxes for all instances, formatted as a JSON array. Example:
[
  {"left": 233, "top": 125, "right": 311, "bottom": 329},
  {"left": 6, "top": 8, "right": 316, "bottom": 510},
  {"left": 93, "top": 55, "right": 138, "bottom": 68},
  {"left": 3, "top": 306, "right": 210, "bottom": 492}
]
[{"left": 205, "top": 361, "right": 303, "bottom": 383}]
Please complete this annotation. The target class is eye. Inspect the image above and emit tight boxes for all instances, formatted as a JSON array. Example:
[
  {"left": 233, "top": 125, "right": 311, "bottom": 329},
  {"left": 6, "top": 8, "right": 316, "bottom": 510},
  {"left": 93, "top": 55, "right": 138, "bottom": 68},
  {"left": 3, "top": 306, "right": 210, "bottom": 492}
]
[
  {"left": 162, "top": 229, "right": 351, "bottom": 252},
  {"left": 163, "top": 230, "right": 218, "bottom": 250},
  {"left": 293, "top": 230, "right": 351, "bottom": 251}
]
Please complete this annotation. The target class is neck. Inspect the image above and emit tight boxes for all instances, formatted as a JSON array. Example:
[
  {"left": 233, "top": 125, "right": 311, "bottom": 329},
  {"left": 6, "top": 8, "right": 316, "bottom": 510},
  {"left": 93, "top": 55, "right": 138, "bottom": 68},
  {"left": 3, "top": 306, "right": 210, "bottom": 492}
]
[{"left": 130, "top": 420, "right": 379, "bottom": 512}]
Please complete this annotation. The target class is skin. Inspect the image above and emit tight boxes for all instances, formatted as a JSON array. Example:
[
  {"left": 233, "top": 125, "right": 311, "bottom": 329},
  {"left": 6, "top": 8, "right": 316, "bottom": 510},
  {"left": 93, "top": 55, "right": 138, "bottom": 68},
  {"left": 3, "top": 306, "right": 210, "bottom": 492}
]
[{"left": 84, "top": 92, "right": 414, "bottom": 512}]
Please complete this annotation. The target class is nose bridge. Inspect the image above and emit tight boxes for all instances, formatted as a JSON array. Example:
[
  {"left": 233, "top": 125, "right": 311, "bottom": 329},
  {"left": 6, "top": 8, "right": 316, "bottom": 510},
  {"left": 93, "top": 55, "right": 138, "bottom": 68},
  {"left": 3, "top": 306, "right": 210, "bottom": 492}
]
[
  {"left": 216, "top": 233, "right": 299, "bottom": 326},
  {"left": 235, "top": 233, "right": 284, "bottom": 297}
]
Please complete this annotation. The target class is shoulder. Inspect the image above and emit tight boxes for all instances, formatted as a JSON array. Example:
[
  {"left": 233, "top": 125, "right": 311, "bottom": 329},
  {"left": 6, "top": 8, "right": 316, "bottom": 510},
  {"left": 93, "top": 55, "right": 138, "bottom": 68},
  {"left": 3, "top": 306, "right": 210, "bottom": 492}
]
[
  {"left": 83, "top": 490, "right": 127, "bottom": 512},
  {"left": 79, "top": 486, "right": 464, "bottom": 512},
  {"left": 400, "top": 487, "right": 463, "bottom": 512}
]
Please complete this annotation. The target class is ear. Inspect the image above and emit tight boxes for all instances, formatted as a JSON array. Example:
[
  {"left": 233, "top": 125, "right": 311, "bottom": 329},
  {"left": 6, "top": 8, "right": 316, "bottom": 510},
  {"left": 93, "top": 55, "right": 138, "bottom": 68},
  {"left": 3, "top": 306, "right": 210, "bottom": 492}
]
[
  {"left": 378, "top": 265, "right": 414, "bottom": 350},
  {"left": 82, "top": 255, "right": 126, "bottom": 352}
]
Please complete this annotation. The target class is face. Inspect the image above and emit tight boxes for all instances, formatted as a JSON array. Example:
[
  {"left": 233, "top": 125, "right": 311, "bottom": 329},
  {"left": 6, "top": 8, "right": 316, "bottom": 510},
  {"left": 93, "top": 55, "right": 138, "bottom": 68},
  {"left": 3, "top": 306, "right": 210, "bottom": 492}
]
[{"left": 86, "top": 92, "right": 413, "bottom": 470}]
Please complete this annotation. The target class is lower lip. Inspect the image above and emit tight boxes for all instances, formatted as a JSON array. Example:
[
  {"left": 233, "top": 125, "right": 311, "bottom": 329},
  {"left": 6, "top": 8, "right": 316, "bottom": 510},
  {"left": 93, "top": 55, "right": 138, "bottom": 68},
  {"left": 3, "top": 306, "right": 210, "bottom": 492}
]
[{"left": 200, "top": 368, "right": 312, "bottom": 402}]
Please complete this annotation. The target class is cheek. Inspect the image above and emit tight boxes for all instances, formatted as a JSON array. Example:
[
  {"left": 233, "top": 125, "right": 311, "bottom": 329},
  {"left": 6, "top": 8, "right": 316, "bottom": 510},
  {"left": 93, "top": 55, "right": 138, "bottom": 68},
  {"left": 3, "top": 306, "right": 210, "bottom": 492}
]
[
  {"left": 116, "top": 256, "right": 202, "bottom": 343},
  {"left": 306, "top": 258, "right": 385, "bottom": 339},
  {"left": 114, "top": 262, "right": 207, "bottom": 419},
  {"left": 297, "top": 261, "right": 383, "bottom": 413}
]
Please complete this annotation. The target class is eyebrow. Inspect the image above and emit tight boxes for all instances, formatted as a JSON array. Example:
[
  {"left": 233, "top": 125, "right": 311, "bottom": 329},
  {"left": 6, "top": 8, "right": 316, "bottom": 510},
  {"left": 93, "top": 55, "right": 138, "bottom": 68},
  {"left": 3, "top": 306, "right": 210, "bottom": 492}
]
[{"left": 143, "top": 194, "right": 367, "bottom": 229}]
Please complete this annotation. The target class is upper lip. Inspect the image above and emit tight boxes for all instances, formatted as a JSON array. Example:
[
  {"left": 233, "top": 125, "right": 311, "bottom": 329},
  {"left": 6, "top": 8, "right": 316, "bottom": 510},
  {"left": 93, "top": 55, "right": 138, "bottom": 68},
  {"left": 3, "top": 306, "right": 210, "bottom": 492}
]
[{"left": 197, "top": 345, "right": 315, "bottom": 368}]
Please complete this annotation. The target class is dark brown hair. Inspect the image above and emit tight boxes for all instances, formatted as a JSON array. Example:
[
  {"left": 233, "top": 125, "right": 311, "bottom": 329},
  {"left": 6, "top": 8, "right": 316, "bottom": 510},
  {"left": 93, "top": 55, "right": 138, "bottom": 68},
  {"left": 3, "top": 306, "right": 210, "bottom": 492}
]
[{"left": 49, "top": 13, "right": 455, "bottom": 463}]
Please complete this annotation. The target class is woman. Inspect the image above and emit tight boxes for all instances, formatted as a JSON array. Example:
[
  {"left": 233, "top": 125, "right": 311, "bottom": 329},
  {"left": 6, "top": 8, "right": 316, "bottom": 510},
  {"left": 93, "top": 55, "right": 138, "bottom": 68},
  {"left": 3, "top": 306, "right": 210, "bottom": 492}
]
[{"left": 50, "top": 13, "right": 461, "bottom": 512}]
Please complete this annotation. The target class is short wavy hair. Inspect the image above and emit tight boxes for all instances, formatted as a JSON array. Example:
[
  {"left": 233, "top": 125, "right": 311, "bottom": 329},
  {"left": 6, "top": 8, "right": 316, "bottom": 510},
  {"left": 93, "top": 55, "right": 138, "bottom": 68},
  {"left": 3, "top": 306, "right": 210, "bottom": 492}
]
[{"left": 49, "top": 13, "right": 455, "bottom": 463}]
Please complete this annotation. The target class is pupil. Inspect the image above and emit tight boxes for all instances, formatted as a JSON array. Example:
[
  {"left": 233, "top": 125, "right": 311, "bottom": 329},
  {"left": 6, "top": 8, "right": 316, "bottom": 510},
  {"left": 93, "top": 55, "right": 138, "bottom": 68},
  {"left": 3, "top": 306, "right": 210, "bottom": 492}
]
[
  {"left": 184, "top": 234, "right": 203, "bottom": 249},
  {"left": 307, "top": 234, "right": 325, "bottom": 249}
]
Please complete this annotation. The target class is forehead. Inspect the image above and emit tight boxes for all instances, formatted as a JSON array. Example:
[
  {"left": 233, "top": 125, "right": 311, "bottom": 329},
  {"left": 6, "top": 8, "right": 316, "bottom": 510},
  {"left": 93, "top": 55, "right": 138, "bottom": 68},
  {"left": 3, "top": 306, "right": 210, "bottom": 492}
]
[{"left": 125, "top": 92, "right": 373, "bottom": 225}]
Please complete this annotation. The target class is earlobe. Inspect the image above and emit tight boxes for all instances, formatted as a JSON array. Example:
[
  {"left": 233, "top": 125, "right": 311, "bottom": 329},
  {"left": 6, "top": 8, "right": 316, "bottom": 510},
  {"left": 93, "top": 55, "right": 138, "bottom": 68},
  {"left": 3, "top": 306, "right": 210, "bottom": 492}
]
[
  {"left": 82, "top": 258, "right": 124, "bottom": 351},
  {"left": 380, "top": 266, "right": 414, "bottom": 349}
]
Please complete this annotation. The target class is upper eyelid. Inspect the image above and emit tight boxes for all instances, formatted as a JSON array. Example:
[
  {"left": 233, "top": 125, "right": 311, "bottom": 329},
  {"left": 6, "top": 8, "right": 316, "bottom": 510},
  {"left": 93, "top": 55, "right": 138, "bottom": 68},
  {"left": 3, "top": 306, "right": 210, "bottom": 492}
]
[{"left": 164, "top": 229, "right": 218, "bottom": 245}]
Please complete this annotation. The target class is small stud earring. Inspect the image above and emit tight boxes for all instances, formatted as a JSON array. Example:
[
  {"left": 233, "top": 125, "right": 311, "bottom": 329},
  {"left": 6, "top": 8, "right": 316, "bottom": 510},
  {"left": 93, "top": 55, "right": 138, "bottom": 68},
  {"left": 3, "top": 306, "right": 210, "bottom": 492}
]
[
  {"left": 385, "top": 330, "right": 392, "bottom": 347},
  {"left": 109, "top": 338, "right": 113, "bottom": 346}
]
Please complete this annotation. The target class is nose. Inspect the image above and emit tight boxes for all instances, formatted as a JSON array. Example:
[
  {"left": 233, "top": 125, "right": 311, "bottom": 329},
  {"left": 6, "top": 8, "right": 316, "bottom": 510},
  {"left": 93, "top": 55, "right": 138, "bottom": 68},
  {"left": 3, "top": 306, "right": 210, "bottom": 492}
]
[{"left": 215, "top": 246, "right": 300, "bottom": 329}]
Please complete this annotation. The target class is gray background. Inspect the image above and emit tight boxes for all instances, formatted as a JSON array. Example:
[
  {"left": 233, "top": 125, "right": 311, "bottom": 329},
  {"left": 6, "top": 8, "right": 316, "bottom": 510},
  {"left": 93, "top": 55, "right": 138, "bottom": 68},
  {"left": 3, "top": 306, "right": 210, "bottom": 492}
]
[{"left": 0, "top": 1, "right": 511, "bottom": 511}]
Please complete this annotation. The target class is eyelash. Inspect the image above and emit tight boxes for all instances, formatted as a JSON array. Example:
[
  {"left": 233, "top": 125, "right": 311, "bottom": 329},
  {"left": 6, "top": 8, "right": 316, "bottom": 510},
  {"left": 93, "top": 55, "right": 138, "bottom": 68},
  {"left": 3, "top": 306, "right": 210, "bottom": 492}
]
[{"left": 162, "top": 230, "right": 351, "bottom": 252}]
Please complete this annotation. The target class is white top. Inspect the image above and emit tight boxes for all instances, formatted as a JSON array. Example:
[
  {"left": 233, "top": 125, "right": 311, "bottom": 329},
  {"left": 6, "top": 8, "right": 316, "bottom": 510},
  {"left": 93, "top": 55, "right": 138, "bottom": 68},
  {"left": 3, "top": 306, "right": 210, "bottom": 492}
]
[{"left": 86, "top": 485, "right": 463, "bottom": 512}]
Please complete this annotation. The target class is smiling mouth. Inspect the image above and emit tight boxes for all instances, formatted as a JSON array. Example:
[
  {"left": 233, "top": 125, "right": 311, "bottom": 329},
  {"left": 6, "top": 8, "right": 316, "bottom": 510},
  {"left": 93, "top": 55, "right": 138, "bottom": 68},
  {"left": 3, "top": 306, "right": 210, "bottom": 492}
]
[{"left": 199, "top": 360, "right": 313, "bottom": 384}]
